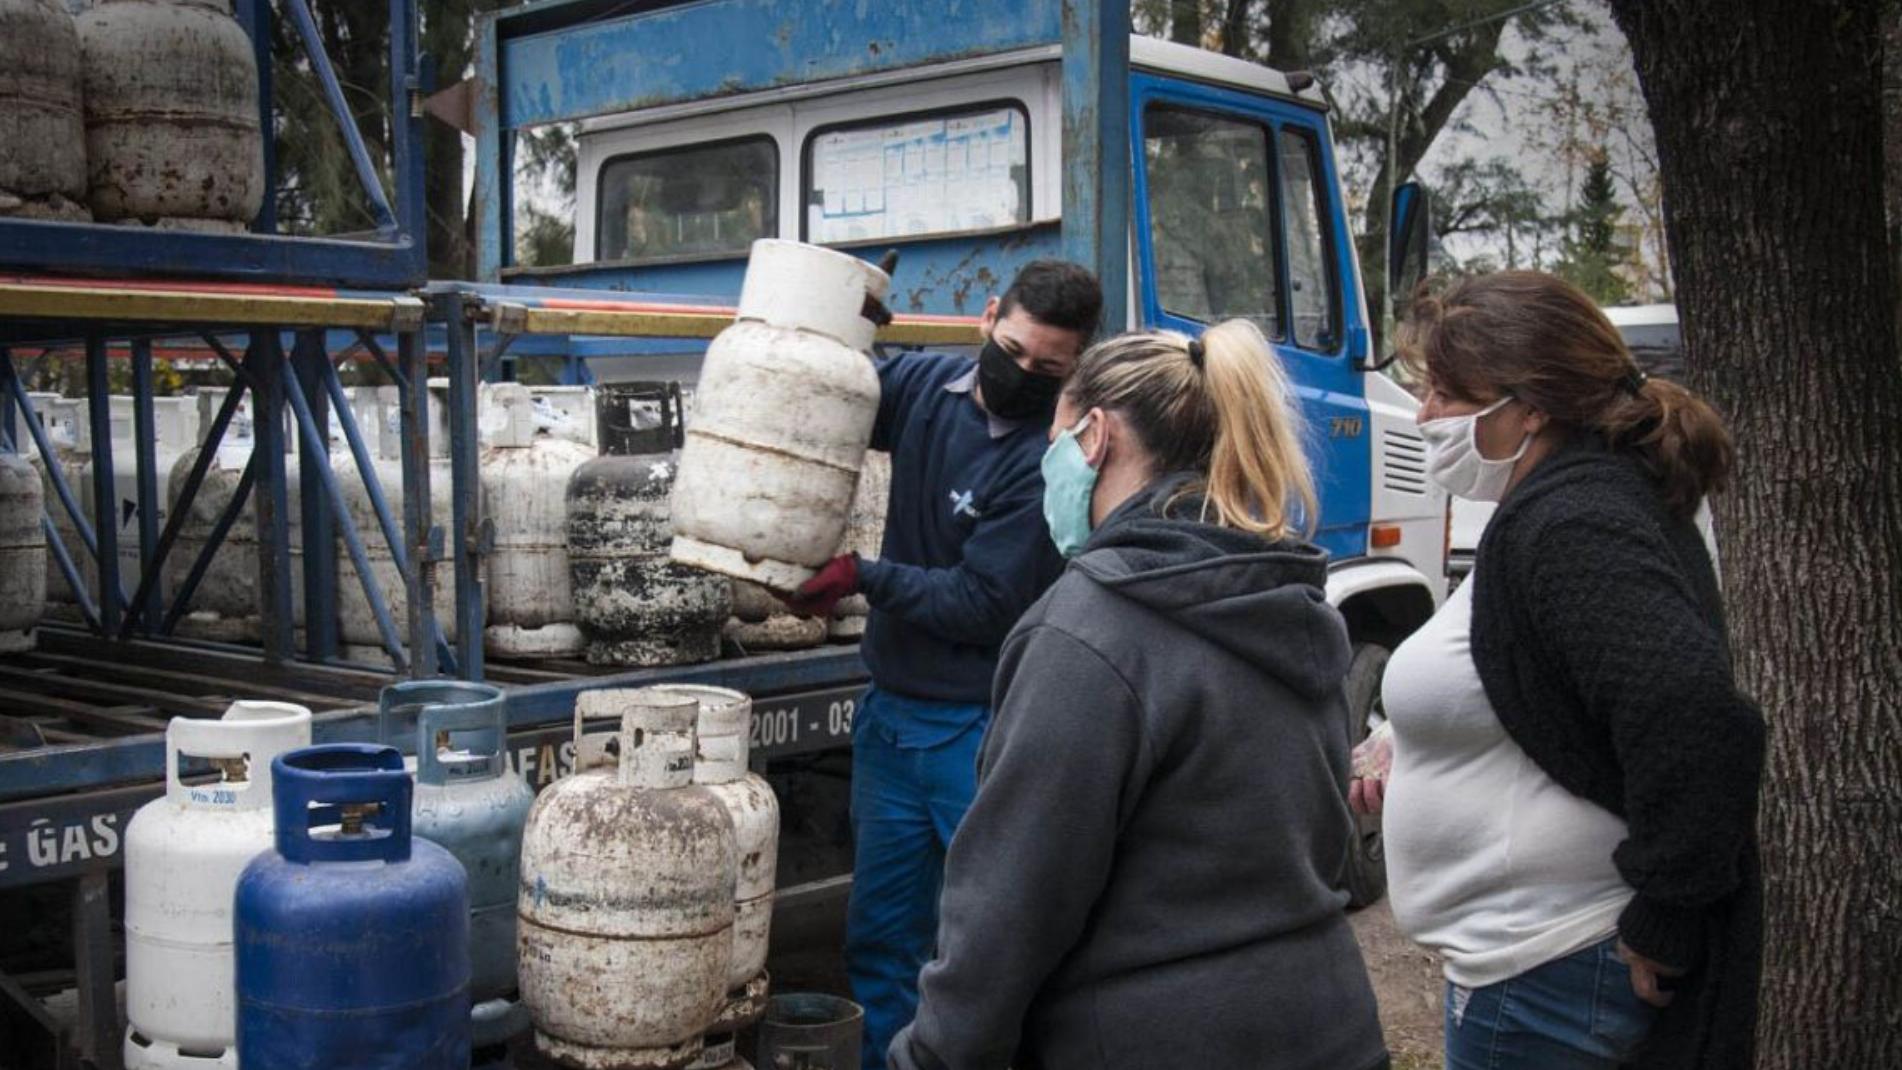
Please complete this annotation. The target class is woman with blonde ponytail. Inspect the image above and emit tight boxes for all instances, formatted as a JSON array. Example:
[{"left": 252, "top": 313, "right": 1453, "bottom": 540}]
[
  {"left": 888, "top": 320, "right": 1389, "bottom": 1070},
  {"left": 1350, "top": 271, "right": 1764, "bottom": 1070}
]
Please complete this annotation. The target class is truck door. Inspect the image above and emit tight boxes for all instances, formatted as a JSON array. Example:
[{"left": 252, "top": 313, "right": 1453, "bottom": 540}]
[{"left": 1130, "top": 74, "right": 1373, "bottom": 561}]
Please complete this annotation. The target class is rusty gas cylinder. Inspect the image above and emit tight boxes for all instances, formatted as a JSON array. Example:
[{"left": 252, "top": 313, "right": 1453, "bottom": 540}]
[
  {"left": 76, "top": 0, "right": 264, "bottom": 230},
  {"left": 518, "top": 687, "right": 737, "bottom": 1069}
]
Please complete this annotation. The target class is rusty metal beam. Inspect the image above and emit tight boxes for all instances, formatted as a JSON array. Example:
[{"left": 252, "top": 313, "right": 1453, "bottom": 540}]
[
  {"left": 0, "top": 665, "right": 229, "bottom": 718},
  {"left": 0, "top": 689, "right": 167, "bottom": 736},
  {"left": 13, "top": 654, "right": 347, "bottom": 712},
  {"left": 0, "top": 281, "right": 416, "bottom": 332},
  {"left": 1060, "top": 0, "right": 1132, "bottom": 330},
  {"left": 501, "top": 304, "right": 984, "bottom": 347}
]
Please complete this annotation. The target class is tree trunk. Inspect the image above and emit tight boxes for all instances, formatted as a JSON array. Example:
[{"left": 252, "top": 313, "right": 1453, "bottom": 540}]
[
  {"left": 1262, "top": 0, "right": 1311, "bottom": 67},
  {"left": 1885, "top": 4, "right": 1902, "bottom": 238},
  {"left": 1170, "top": 0, "right": 1203, "bottom": 46},
  {"left": 1610, "top": 3, "right": 1902, "bottom": 1067},
  {"left": 422, "top": 0, "right": 480, "bottom": 278}
]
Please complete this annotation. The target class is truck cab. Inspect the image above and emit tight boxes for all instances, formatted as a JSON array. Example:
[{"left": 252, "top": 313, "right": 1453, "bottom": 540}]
[{"left": 478, "top": 2, "right": 1445, "bottom": 901}]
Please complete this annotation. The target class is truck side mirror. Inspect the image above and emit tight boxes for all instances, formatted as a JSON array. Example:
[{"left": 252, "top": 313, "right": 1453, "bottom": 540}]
[{"left": 1388, "top": 181, "right": 1432, "bottom": 319}]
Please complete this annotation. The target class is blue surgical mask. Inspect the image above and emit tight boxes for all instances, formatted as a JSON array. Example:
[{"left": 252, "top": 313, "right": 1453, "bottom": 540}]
[{"left": 1041, "top": 413, "right": 1099, "bottom": 558}]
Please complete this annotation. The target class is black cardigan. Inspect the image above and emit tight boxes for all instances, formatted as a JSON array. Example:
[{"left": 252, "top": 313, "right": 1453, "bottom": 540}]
[{"left": 1469, "top": 438, "right": 1764, "bottom": 1070}]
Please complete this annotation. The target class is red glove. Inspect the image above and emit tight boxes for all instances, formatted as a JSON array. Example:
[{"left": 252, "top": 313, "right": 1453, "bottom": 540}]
[{"left": 785, "top": 554, "right": 859, "bottom": 618}]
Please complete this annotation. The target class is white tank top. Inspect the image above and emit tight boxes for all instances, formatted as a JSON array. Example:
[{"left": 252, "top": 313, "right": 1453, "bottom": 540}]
[{"left": 1380, "top": 575, "right": 1634, "bottom": 988}]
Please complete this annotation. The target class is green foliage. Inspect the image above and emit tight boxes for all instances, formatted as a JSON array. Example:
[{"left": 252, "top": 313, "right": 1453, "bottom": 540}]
[
  {"left": 264, "top": 1, "right": 513, "bottom": 277},
  {"left": 517, "top": 204, "right": 576, "bottom": 269},
  {"left": 1429, "top": 156, "right": 1558, "bottom": 270},
  {"left": 1553, "top": 152, "right": 1632, "bottom": 304}
]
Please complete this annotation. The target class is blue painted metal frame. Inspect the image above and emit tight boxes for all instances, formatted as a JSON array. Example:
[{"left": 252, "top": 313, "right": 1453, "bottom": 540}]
[
  {"left": 1061, "top": 0, "right": 1131, "bottom": 330},
  {"left": 1126, "top": 72, "right": 1373, "bottom": 561},
  {"left": 248, "top": 334, "right": 296, "bottom": 662},
  {"left": 0, "top": 319, "right": 453, "bottom": 680},
  {"left": 1, "top": 368, "right": 104, "bottom": 610},
  {"left": 282, "top": 0, "right": 399, "bottom": 234},
  {"left": 135, "top": 379, "right": 250, "bottom": 638},
  {"left": 293, "top": 332, "right": 338, "bottom": 659},
  {"left": 0, "top": 0, "right": 424, "bottom": 287},
  {"left": 282, "top": 362, "right": 410, "bottom": 672},
  {"left": 0, "top": 407, "right": 101, "bottom": 631},
  {"left": 129, "top": 341, "right": 162, "bottom": 633},
  {"left": 434, "top": 292, "right": 488, "bottom": 680},
  {"left": 82, "top": 339, "right": 123, "bottom": 637},
  {"left": 397, "top": 329, "right": 445, "bottom": 678}
]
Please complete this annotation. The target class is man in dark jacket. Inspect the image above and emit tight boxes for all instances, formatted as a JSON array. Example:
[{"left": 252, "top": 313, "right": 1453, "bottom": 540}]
[
  {"left": 887, "top": 477, "right": 1388, "bottom": 1070},
  {"left": 786, "top": 260, "right": 1102, "bottom": 1069}
]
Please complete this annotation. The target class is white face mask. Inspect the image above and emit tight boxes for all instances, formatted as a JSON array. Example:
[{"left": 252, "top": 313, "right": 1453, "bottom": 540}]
[{"left": 1419, "top": 396, "right": 1532, "bottom": 502}]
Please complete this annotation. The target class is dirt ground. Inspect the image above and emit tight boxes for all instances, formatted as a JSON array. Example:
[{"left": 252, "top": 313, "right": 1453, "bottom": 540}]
[{"left": 1350, "top": 897, "right": 1445, "bottom": 1070}]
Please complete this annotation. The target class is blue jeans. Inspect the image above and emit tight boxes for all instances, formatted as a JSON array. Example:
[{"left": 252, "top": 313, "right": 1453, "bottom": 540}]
[
  {"left": 844, "top": 689, "right": 987, "bottom": 1070},
  {"left": 1445, "top": 936, "right": 1659, "bottom": 1069}
]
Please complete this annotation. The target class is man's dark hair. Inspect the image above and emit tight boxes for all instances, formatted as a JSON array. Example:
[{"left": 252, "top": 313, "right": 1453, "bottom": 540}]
[{"left": 997, "top": 260, "right": 1104, "bottom": 340}]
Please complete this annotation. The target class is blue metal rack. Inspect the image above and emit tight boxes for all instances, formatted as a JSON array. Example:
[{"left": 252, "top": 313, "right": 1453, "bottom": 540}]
[
  {"left": 0, "top": 0, "right": 426, "bottom": 289},
  {"left": 0, "top": 280, "right": 443, "bottom": 675}
]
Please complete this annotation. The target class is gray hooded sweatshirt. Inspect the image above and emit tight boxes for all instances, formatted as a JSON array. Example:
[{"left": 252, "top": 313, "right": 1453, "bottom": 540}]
[{"left": 889, "top": 478, "right": 1387, "bottom": 1070}]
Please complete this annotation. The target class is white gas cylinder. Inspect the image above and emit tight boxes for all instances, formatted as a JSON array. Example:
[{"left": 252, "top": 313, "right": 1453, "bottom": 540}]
[
  {"left": 830, "top": 450, "right": 890, "bottom": 639},
  {"left": 659, "top": 684, "right": 779, "bottom": 1032},
  {"left": 0, "top": 445, "right": 46, "bottom": 651},
  {"left": 165, "top": 389, "right": 303, "bottom": 641},
  {"left": 122, "top": 700, "right": 312, "bottom": 1069},
  {"left": 40, "top": 397, "right": 90, "bottom": 618},
  {"left": 0, "top": 0, "right": 88, "bottom": 220},
  {"left": 481, "top": 382, "right": 596, "bottom": 658},
  {"left": 519, "top": 688, "right": 737, "bottom": 1070},
  {"left": 526, "top": 385, "right": 598, "bottom": 449},
  {"left": 77, "top": 0, "right": 264, "bottom": 230},
  {"left": 105, "top": 396, "right": 200, "bottom": 598},
  {"left": 669, "top": 240, "right": 889, "bottom": 592},
  {"left": 335, "top": 381, "right": 464, "bottom": 658}
]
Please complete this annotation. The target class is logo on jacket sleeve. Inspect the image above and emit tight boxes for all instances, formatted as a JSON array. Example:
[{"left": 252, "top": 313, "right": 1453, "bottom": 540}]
[{"left": 948, "top": 489, "right": 984, "bottom": 520}]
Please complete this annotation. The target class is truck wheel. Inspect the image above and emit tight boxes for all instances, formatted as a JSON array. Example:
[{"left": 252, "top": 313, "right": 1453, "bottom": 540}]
[{"left": 1342, "top": 641, "right": 1390, "bottom": 910}]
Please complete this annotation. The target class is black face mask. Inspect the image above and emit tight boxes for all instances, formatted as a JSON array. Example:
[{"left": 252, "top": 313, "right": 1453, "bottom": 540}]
[{"left": 977, "top": 338, "right": 1063, "bottom": 421}]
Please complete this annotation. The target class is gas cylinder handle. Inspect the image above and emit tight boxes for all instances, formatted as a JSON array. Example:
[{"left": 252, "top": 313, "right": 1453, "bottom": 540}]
[
  {"left": 272, "top": 744, "right": 413, "bottom": 865},
  {"left": 379, "top": 680, "right": 508, "bottom": 786},
  {"left": 165, "top": 702, "right": 311, "bottom": 810}
]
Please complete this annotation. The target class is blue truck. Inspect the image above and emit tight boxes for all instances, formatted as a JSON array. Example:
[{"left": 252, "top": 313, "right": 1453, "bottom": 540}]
[{"left": 475, "top": 0, "right": 1449, "bottom": 900}]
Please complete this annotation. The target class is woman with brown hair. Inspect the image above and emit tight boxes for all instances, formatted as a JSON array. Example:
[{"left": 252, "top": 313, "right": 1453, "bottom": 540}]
[
  {"left": 1352, "top": 271, "right": 1765, "bottom": 1069},
  {"left": 889, "top": 319, "right": 1387, "bottom": 1070}
]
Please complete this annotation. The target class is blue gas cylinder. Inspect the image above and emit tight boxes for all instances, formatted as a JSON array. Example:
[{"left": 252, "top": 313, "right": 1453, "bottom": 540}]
[
  {"left": 235, "top": 743, "right": 471, "bottom": 1069},
  {"left": 379, "top": 680, "right": 535, "bottom": 1048}
]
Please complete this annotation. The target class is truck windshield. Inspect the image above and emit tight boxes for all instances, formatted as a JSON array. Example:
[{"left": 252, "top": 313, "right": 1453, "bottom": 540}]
[
  {"left": 1143, "top": 105, "right": 1281, "bottom": 337},
  {"left": 596, "top": 136, "right": 778, "bottom": 262}
]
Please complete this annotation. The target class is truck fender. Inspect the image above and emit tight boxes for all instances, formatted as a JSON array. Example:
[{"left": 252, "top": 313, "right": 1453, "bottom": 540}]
[{"left": 1325, "top": 559, "right": 1437, "bottom": 653}]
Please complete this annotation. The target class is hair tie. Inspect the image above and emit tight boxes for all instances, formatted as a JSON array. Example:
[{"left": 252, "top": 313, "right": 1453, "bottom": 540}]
[
  {"left": 1621, "top": 368, "right": 1649, "bottom": 397},
  {"left": 1186, "top": 338, "right": 1206, "bottom": 368}
]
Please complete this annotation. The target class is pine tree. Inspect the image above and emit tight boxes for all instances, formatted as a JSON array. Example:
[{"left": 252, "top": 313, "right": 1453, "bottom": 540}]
[{"left": 1555, "top": 151, "right": 1632, "bottom": 304}]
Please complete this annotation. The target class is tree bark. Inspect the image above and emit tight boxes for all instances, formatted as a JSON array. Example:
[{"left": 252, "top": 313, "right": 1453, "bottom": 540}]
[
  {"left": 1170, "top": 0, "right": 1203, "bottom": 46},
  {"left": 1262, "top": 0, "right": 1313, "bottom": 67},
  {"left": 422, "top": 0, "right": 481, "bottom": 278},
  {"left": 1359, "top": 20, "right": 1510, "bottom": 331},
  {"left": 1221, "top": 0, "right": 1256, "bottom": 58},
  {"left": 1610, "top": 2, "right": 1902, "bottom": 1067},
  {"left": 1885, "top": 3, "right": 1902, "bottom": 238}
]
